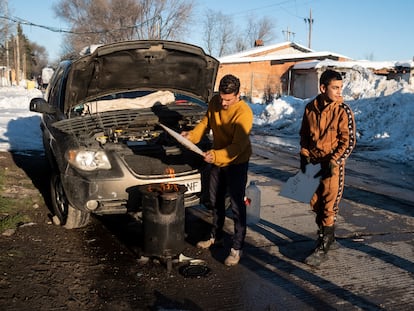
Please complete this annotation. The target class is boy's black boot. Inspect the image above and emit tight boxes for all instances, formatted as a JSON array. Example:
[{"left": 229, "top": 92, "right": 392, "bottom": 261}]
[{"left": 305, "top": 225, "right": 335, "bottom": 267}]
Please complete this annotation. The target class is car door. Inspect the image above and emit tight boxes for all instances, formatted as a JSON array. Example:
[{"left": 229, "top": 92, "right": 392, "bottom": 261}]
[{"left": 42, "top": 62, "right": 71, "bottom": 167}]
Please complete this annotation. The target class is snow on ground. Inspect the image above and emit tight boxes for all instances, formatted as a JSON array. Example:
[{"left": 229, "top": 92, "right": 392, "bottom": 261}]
[
  {"left": 251, "top": 66, "right": 414, "bottom": 164},
  {"left": 0, "top": 68, "right": 413, "bottom": 164},
  {"left": 0, "top": 85, "right": 43, "bottom": 153}
]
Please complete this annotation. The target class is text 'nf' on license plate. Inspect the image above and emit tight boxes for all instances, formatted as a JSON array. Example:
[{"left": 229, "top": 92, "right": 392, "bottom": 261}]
[{"left": 184, "top": 179, "right": 201, "bottom": 194}]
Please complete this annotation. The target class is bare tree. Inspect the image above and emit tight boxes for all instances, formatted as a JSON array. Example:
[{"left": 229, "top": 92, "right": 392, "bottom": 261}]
[
  {"left": 237, "top": 15, "right": 276, "bottom": 50},
  {"left": 234, "top": 37, "right": 248, "bottom": 53},
  {"left": 54, "top": 0, "right": 195, "bottom": 57},
  {"left": 202, "top": 9, "right": 277, "bottom": 57},
  {"left": 136, "top": 0, "right": 195, "bottom": 40},
  {"left": 29, "top": 43, "right": 49, "bottom": 74},
  {"left": 202, "top": 9, "right": 234, "bottom": 57},
  {"left": 202, "top": 9, "right": 215, "bottom": 55},
  {"left": 0, "top": 0, "right": 12, "bottom": 60},
  {"left": 0, "top": 0, "right": 9, "bottom": 41}
]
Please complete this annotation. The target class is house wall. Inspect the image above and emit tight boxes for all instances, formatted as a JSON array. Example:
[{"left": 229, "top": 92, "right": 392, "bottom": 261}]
[
  {"left": 0, "top": 66, "right": 11, "bottom": 86},
  {"left": 217, "top": 49, "right": 413, "bottom": 100},
  {"left": 216, "top": 55, "right": 349, "bottom": 100},
  {"left": 291, "top": 67, "right": 359, "bottom": 99},
  {"left": 291, "top": 69, "right": 319, "bottom": 99},
  {"left": 215, "top": 61, "right": 296, "bottom": 100}
]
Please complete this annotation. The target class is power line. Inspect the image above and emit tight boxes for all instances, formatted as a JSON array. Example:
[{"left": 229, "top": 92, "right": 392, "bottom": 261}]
[
  {"left": 230, "top": 0, "right": 293, "bottom": 16},
  {"left": 0, "top": 15, "right": 161, "bottom": 35}
]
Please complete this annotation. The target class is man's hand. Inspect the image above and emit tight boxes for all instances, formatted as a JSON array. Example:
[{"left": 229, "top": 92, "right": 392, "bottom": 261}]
[
  {"left": 300, "top": 154, "right": 310, "bottom": 173},
  {"left": 204, "top": 150, "right": 214, "bottom": 163},
  {"left": 314, "top": 167, "right": 328, "bottom": 179},
  {"left": 180, "top": 131, "right": 190, "bottom": 138},
  {"left": 328, "top": 160, "right": 338, "bottom": 177},
  {"left": 314, "top": 160, "right": 337, "bottom": 179}
]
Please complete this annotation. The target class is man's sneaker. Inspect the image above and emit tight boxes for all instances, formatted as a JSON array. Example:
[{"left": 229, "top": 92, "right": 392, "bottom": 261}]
[
  {"left": 196, "top": 238, "right": 215, "bottom": 249},
  {"left": 224, "top": 248, "right": 241, "bottom": 266},
  {"left": 196, "top": 237, "right": 223, "bottom": 249}
]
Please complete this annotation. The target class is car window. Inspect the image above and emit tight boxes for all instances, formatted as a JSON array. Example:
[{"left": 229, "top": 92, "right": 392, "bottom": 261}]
[{"left": 47, "top": 65, "right": 67, "bottom": 111}]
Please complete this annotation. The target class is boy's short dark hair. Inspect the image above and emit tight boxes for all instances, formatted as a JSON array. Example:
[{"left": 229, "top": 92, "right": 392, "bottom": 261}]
[
  {"left": 219, "top": 74, "right": 240, "bottom": 95},
  {"left": 320, "top": 69, "right": 342, "bottom": 87}
]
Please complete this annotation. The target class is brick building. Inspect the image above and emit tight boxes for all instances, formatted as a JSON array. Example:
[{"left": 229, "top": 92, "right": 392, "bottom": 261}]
[{"left": 216, "top": 41, "right": 350, "bottom": 100}]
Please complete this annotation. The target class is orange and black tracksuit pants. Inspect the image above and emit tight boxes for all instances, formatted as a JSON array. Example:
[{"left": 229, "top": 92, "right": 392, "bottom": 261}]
[{"left": 310, "top": 161, "right": 346, "bottom": 227}]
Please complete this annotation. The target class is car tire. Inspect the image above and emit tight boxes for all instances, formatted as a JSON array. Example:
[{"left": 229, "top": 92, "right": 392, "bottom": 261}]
[
  {"left": 50, "top": 170, "right": 90, "bottom": 229},
  {"left": 64, "top": 205, "right": 90, "bottom": 229}
]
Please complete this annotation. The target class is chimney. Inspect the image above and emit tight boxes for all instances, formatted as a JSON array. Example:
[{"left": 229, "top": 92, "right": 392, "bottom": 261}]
[{"left": 254, "top": 39, "right": 264, "bottom": 47}]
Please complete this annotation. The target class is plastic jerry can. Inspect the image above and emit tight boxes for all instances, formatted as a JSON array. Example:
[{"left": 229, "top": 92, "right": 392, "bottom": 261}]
[{"left": 245, "top": 180, "right": 261, "bottom": 225}]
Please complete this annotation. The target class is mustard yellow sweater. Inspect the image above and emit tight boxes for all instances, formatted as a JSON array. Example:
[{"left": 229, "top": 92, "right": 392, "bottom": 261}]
[{"left": 188, "top": 94, "right": 253, "bottom": 167}]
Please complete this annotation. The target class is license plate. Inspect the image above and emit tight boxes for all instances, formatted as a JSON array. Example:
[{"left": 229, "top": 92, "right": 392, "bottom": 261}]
[{"left": 183, "top": 178, "right": 201, "bottom": 194}]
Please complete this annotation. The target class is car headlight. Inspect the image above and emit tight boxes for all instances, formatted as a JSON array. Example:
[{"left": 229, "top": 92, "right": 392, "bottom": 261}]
[{"left": 66, "top": 149, "right": 111, "bottom": 171}]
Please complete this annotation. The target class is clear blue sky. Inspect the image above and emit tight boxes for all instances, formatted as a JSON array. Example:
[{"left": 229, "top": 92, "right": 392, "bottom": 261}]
[{"left": 7, "top": 0, "right": 414, "bottom": 62}]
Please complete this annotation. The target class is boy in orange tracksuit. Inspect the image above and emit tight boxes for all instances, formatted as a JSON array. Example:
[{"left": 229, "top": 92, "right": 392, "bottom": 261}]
[{"left": 299, "top": 69, "right": 356, "bottom": 266}]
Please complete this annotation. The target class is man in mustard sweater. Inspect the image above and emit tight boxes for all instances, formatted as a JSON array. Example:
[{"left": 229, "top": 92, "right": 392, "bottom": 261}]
[{"left": 181, "top": 74, "right": 253, "bottom": 266}]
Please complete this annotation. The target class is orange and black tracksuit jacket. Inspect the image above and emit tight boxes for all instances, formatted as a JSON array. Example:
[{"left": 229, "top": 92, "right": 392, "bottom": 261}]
[{"left": 299, "top": 95, "right": 356, "bottom": 226}]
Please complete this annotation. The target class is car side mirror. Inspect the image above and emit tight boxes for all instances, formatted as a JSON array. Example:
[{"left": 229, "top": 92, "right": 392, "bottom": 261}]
[{"left": 29, "top": 97, "right": 56, "bottom": 114}]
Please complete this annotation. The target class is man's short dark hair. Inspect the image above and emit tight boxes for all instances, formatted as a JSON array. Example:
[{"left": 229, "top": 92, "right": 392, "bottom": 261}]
[
  {"left": 320, "top": 69, "right": 342, "bottom": 87},
  {"left": 219, "top": 74, "right": 240, "bottom": 95}
]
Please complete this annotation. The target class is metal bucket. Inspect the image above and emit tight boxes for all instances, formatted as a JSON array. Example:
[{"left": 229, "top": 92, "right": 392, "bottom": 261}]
[{"left": 139, "top": 184, "right": 187, "bottom": 258}]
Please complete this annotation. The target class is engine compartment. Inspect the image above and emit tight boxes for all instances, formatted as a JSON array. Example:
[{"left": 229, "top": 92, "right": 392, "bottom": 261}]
[{"left": 52, "top": 99, "right": 210, "bottom": 176}]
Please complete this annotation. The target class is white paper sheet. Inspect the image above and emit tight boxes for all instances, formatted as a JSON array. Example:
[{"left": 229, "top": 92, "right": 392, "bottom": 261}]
[
  {"left": 159, "top": 123, "right": 204, "bottom": 156},
  {"left": 279, "top": 163, "right": 321, "bottom": 203}
]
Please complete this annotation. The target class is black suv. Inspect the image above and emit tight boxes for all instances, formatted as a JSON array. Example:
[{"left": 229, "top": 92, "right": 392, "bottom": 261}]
[{"left": 30, "top": 40, "right": 218, "bottom": 229}]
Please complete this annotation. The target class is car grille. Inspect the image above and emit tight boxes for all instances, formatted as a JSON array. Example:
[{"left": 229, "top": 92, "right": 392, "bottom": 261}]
[
  {"left": 53, "top": 109, "right": 158, "bottom": 139},
  {"left": 122, "top": 153, "right": 199, "bottom": 177}
]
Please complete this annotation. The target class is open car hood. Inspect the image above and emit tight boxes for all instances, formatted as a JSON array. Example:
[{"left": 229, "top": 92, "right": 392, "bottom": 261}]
[{"left": 65, "top": 40, "right": 219, "bottom": 111}]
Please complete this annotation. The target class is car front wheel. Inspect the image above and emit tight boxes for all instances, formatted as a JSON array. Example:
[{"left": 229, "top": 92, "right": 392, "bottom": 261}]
[{"left": 50, "top": 171, "right": 90, "bottom": 229}]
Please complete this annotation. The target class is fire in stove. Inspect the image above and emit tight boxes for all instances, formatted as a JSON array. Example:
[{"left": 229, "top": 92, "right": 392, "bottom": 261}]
[
  {"left": 165, "top": 167, "right": 175, "bottom": 178},
  {"left": 147, "top": 167, "right": 179, "bottom": 193}
]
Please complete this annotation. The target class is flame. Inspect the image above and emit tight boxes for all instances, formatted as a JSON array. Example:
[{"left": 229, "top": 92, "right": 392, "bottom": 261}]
[
  {"left": 146, "top": 168, "right": 179, "bottom": 193},
  {"left": 155, "top": 167, "right": 177, "bottom": 191},
  {"left": 161, "top": 183, "right": 179, "bottom": 192},
  {"left": 165, "top": 167, "right": 175, "bottom": 178},
  {"left": 147, "top": 183, "right": 179, "bottom": 193}
]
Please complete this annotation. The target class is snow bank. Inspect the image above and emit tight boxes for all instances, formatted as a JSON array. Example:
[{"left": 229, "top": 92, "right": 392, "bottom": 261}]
[{"left": 252, "top": 67, "right": 414, "bottom": 163}]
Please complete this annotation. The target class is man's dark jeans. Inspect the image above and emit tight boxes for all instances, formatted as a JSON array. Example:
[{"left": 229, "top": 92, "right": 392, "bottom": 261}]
[{"left": 208, "top": 162, "right": 248, "bottom": 250}]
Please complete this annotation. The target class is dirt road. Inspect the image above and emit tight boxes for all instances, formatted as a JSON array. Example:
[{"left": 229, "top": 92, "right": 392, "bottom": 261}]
[{"left": 0, "top": 145, "right": 413, "bottom": 310}]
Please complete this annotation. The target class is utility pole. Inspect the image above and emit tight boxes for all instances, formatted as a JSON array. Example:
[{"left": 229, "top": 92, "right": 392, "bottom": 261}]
[
  {"left": 22, "top": 42, "right": 26, "bottom": 80},
  {"left": 304, "top": 8, "right": 313, "bottom": 49},
  {"left": 6, "top": 40, "right": 9, "bottom": 68},
  {"left": 3, "top": 1, "right": 11, "bottom": 85},
  {"left": 15, "top": 34, "right": 20, "bottom": 85},
  {"left": 282, "top": 27, "right": 296, "bottom": 42}
]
